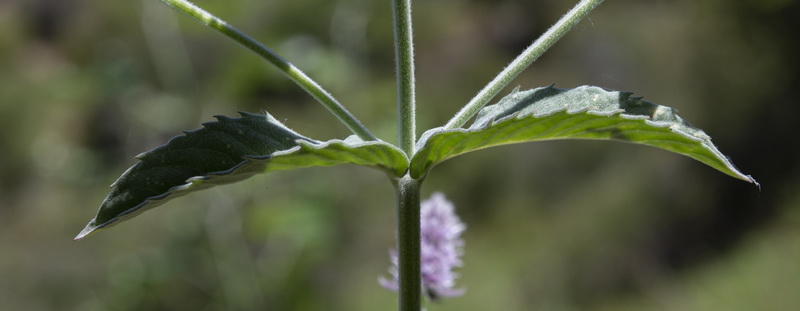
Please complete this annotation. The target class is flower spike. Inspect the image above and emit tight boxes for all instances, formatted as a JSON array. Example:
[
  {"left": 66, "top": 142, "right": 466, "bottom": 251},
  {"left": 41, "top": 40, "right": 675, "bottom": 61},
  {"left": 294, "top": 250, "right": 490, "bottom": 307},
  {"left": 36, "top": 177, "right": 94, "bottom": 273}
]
[{"left": 381, "top": 192, "right": 466, "bottom": 301}]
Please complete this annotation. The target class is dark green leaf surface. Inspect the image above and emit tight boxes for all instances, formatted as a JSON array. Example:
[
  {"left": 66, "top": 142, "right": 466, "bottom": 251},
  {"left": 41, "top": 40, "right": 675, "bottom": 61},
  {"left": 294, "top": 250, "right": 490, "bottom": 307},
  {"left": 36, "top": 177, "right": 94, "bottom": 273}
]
[
  {"left": 411, "top": 85, "right": 756, "bottom": 184},
  {"left": 76, "top": 112, "right": 408, "bottom": 240}
]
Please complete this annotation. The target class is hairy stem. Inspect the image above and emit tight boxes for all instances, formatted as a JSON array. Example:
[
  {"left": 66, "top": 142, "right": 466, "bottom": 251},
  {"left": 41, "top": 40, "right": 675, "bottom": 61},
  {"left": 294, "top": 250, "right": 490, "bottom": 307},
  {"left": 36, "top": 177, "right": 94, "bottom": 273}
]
[
  {"left": 393, "top": 0, "right": 420, "bottom": 309},
  {"left": 159, "top": 0, "right": 377, "bottom": 141},
  {"left": 393, "top": 0, "right": 416, "bottom": 155},
  {"left": 444, "top": 0, "right": 605, "bottom": 129},
  {"left": 394, "top": 176, "right": 422, "bottom": 311}
]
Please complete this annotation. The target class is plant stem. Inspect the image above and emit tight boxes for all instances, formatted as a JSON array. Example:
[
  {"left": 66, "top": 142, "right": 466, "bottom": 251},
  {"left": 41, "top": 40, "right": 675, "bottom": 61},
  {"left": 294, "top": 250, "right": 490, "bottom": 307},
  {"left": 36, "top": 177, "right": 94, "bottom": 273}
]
[
  {"left": 393, "top": 0, "right": 420, "bottom": 309},
  {"left": 394, "top": 176, "right": 422, "bottom": 311},
  {"left": 158, "top": 0, "right": 377, "bottom": 141},
  {"left": 393, "top": 0, "right": 416, "bottom": 155},
  {"left": 444, "top": 0, "right": 605, "bottom": 129}
]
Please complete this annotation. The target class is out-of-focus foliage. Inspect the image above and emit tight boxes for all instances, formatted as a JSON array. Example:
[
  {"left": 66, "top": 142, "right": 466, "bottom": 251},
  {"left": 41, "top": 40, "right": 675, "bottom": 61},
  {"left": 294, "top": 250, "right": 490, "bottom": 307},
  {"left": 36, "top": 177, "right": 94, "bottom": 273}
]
[{"left": 0, "top": 0, "right": 796, "bottom": 310}]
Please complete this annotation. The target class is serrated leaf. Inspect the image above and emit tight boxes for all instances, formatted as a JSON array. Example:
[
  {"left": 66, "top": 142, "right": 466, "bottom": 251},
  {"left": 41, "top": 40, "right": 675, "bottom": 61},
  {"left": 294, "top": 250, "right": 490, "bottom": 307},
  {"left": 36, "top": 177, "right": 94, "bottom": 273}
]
[
  {"left": 411, "top": 85, "right": 756, "bottom": 184},
  {"left": 76, "top": 112, "right": 408, "bottom": 240}
]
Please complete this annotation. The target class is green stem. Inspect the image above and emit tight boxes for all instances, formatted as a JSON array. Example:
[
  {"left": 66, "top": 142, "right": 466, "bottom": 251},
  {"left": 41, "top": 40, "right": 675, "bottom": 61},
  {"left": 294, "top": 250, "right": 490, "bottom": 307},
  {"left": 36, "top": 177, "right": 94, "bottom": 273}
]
[
  {"left": 444, "top": 0, "right": 605, "bottom": 129},
  {"left": 159, "top": 0, "right": 377, "bottom": 141},
  {"left": 392, "top": 0, "right": 419, "bottom": 309},
  {"left": 393, "top": 0, "right": 416, "bottom": 155},
  {"left": 394, "top": 176, "right": 422, "bottom": 311}
]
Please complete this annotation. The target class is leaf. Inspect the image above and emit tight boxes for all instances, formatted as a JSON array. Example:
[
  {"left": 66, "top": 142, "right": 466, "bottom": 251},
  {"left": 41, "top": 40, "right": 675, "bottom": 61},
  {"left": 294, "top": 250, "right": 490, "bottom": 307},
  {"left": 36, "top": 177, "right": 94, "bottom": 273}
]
[
  {"left": 76, "top": 112, "right": 408, "bottom": 240},
  {"left": 268, "top": 135, "right": 409, "bottom": 176},
  {"left": 411, "top": 85, "right": 756, "bottom": 184}
]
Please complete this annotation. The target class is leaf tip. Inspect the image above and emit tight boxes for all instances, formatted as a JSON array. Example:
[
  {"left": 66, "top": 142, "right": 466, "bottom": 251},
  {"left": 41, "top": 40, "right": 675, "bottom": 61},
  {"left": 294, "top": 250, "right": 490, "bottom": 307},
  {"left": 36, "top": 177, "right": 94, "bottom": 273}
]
[
  {"left": 73, "top": 221, "right": 99, "bottom": 241},
  {"left": 745, "top": 175, "right": 761, "bottom": 190}
]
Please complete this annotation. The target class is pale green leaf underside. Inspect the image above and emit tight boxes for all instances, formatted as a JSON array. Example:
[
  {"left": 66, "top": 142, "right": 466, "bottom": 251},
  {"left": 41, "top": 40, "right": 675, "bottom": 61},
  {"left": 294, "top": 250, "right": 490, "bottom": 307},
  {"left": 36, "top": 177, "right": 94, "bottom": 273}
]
[
  {"left": 76, "top": 112, "right": 407, "bottom": 240},
  {"left": 411, "top": 85, "right": 756, "bottom": 184},
  {"left": 268, "top": 136, "right": 407, "bottom": 175}
]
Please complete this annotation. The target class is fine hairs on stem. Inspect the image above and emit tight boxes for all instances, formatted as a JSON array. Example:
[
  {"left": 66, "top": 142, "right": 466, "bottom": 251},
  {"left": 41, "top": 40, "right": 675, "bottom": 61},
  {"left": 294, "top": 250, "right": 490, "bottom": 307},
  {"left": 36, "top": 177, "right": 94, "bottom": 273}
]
[{"left": 393, "top": 0, "right": 417, "bottom": 155}]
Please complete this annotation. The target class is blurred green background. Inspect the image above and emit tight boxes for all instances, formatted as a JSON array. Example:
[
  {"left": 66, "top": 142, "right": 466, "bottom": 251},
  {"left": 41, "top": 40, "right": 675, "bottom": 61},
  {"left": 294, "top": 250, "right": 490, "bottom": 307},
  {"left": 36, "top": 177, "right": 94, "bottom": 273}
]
[{"left": 1, "top": 0, "right": 798, "bottom": 310}]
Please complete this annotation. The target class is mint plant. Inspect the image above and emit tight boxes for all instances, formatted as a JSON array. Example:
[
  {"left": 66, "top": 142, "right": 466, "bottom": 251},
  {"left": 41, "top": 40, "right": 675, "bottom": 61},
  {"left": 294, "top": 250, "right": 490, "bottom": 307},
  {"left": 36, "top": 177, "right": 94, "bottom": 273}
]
[{"left": 75, "top": 0, "right": 757, "bottom": 310}]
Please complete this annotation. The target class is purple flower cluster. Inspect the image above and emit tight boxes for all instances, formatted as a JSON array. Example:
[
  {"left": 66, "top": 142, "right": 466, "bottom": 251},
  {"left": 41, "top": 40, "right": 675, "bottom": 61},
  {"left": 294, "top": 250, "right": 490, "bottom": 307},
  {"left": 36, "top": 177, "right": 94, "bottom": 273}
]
[{"left": 380, "top": 192, "right": 465, "bottom": 300}]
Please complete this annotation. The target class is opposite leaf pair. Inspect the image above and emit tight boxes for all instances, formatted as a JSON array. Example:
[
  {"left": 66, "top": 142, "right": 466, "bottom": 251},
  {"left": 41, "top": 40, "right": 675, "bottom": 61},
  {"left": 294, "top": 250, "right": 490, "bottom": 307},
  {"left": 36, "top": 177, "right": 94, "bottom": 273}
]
[{"left": 76, "top": 85, "right": 755, "bottom": 240}]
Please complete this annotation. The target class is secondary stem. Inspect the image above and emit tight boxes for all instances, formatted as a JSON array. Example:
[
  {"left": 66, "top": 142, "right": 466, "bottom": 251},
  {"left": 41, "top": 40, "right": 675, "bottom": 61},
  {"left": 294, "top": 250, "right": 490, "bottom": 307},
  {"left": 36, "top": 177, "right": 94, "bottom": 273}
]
[
  {"left": 158, "top": 0, "right": 377, "bottom": 141},
  {"left": 393, "top": 0, "right": 416, "bottom": 155},
  {"left": 394, "top": 176, "right": 422, "bottom": 311},
  {"left": 444, "top": 0, "right": 605, "bottom": 129}
]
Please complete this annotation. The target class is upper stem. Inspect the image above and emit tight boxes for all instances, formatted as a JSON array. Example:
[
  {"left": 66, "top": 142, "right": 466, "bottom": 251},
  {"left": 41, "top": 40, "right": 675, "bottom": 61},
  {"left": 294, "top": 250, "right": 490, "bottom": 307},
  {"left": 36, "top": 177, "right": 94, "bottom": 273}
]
[
  {"left": 444, "top": 0, "right": 605, "bottom": 129},
  {"left": 393, "top": 0, "right": 416, "bottom": 155},
  {"left": 159, "top": 0, "right": 378, "bottom": 141}
]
